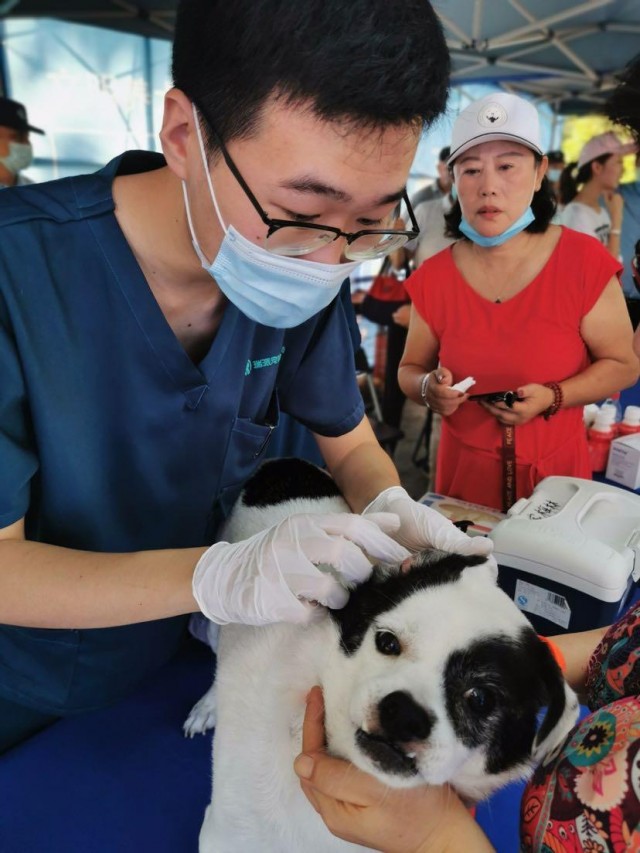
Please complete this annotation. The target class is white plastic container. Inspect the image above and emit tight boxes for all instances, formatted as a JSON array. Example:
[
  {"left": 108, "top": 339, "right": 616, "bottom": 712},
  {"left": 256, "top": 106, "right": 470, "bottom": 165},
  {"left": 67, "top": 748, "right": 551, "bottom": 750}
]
[{"left": 490, "top": 476, "right": 640, "bottom": 632}]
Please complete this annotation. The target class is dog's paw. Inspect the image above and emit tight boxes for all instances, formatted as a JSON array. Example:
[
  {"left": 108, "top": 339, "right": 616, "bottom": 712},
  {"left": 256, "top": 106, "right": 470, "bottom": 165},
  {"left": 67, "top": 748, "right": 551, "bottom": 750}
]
[{"left": 183, "top": 688, "right": 217, "bottom": 737}]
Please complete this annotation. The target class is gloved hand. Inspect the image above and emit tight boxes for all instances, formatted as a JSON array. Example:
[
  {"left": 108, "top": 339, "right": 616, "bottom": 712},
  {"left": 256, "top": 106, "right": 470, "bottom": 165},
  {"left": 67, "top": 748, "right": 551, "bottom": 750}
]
[
  {"left": 363, "top": 486, "right": 493, "bottom": 557},
  {"left": 192, "top": 512, "right": 410, "bottom": 626}
]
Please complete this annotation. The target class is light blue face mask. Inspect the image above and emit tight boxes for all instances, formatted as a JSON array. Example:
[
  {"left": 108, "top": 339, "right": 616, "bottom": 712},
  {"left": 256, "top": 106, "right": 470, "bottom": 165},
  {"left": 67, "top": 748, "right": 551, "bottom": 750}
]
[
  {"left": 459, "top": 205, "right": 535, "bottom": 247},
  {"left": 547, "top": 167, "right": 562, "bottom": 183},
  {"left": 0, "top": 141, "right": 32, "bottom": 176},
  {"left": 182, "top": 106, "right": 361, "bottom": 329}
]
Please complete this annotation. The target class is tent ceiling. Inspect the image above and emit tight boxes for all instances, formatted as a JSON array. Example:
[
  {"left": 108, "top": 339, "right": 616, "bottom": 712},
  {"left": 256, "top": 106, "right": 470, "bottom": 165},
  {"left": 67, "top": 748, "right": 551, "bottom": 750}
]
[
  {"left": 2, "top": 0, "right": 639, "bottom": 115},
  {"left": 0, "top": 1, "right": 176, "bottom": 39},
  {"left": 436, "top": 0, "right": 640, "bottom": 114}
]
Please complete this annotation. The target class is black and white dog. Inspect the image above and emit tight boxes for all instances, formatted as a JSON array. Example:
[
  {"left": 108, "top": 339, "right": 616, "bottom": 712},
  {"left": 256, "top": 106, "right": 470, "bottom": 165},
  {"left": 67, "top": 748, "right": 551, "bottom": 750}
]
[{"left": 186, "top": 458, "right": 579, "bottom": 853}]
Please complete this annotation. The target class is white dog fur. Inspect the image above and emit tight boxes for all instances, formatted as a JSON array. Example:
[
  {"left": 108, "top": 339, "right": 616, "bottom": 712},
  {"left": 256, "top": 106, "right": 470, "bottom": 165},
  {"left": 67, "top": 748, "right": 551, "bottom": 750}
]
[{"left": 186, "top": 458, "right": 579, "bottom": 853}]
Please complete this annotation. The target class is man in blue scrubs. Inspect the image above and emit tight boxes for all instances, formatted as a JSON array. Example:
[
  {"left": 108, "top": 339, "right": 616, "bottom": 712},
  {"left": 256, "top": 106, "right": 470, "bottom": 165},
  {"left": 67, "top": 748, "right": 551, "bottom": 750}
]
[{"left": 0, "top": 0, "right": 491, "bottom": 751}]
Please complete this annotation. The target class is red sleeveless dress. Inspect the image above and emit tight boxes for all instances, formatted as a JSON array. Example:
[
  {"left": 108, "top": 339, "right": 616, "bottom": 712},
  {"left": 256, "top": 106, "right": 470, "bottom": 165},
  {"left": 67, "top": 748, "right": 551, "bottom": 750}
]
[{"left": 405, "top": 228, "right": 622, "bottom": 510}]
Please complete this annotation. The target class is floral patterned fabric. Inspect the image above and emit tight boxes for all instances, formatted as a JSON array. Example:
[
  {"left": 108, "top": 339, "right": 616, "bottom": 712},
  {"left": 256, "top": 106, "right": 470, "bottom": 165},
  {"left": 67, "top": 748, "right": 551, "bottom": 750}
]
[{"left": 521, "top": 603, "right": 640, "bottom": 852}]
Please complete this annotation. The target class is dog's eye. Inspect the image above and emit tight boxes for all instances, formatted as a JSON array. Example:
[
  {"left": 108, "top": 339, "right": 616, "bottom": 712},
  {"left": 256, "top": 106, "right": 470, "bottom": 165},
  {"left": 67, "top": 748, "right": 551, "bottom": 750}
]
[
  {"left": 463, "top": 687, "right": 494, "bottom": 716},
  {"left": 375, "top": 631, "right": 401, "bottom": 656}
]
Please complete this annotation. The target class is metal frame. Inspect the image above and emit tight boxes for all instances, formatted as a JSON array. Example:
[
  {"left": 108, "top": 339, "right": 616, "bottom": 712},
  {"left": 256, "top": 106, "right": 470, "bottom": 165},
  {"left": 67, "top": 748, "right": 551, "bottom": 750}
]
[{"left": 438, "top": 0, "right": 639, "bottom": 114}]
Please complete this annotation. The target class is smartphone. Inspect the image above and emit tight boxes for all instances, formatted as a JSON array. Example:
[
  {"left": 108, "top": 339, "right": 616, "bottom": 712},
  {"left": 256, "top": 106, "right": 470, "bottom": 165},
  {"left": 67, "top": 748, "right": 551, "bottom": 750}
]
[{"left": 468, "top": 390, "right": 519, "bottom": 408}]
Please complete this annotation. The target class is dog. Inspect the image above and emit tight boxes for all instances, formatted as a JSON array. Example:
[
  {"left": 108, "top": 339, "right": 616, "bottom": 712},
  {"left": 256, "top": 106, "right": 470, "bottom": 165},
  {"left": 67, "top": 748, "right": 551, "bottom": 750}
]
[{"left": 186, "top": 458, "right": 579, "bottom": 853}]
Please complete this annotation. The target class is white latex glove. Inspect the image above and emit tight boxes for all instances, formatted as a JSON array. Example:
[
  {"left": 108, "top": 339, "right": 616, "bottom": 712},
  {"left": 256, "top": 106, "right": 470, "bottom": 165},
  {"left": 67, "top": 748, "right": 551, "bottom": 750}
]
[
  {"left": 192, "top": 512, "right": 410, "bottom": 626},
  {"left": 363, "top": 486, "right": 493, "bottom": 557}
]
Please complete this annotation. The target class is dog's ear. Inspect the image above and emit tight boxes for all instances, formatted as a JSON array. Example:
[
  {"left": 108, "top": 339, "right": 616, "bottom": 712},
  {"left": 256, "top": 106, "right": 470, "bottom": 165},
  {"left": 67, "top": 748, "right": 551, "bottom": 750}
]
[
  {"left": 531, "top": 638, "right": 580, "bottom": 762},
  {"left": 467, "top": 553, "right": 499, "bottom": 585}
]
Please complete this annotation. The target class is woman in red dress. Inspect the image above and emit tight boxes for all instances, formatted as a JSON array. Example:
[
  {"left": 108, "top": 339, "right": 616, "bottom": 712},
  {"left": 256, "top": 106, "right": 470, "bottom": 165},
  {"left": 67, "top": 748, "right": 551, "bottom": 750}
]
[{"left": 399, "top": 91, "right": 638, "bottom": 512}]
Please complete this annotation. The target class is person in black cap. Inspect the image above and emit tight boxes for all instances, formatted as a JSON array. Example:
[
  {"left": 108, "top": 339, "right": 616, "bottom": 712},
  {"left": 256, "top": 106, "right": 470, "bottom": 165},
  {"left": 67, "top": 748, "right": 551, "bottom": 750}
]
[{"left": 0, "top": 96, "right": 44, "bottom": 188}]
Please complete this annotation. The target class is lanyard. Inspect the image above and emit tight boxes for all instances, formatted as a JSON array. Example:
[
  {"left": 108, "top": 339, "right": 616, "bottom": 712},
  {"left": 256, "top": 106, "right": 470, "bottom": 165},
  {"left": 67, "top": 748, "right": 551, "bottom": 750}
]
[{"left": 501, "top": 424, "right": 516, "bottom": 512}]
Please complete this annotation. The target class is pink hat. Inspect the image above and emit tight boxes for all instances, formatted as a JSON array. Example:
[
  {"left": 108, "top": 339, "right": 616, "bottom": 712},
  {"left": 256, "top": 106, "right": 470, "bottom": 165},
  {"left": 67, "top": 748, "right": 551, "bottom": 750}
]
[{"left": 577, "top": 131, "right": 637, "bottom": 170}]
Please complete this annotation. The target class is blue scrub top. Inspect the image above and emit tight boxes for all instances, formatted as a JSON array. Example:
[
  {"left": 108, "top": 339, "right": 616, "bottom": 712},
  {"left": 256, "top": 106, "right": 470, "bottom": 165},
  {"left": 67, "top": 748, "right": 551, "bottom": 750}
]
[
  {"left": 620, "top": 181, "right": 640, "bottom": 299},
  {"left": 0, "top": 151, "right": 365, "bottom": 714}
]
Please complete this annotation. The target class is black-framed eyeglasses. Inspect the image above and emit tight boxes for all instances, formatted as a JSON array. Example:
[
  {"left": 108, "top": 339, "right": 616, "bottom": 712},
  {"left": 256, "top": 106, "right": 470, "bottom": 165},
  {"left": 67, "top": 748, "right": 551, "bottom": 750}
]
[{"left": 204, "top": 118, "right": 420, "bottom": 261}]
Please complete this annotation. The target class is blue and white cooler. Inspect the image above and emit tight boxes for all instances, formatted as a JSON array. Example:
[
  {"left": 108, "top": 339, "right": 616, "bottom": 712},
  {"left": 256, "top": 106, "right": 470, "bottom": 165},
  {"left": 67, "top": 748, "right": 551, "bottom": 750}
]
[{"left": 490, "top": 476, "right": 640, "bottom": 634}]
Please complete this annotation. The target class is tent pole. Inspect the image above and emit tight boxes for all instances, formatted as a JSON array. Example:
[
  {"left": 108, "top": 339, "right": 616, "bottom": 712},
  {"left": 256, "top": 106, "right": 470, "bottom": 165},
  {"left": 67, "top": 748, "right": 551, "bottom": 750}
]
[{"left": 0, "top": 19, "right": 7, "bottom": 96}]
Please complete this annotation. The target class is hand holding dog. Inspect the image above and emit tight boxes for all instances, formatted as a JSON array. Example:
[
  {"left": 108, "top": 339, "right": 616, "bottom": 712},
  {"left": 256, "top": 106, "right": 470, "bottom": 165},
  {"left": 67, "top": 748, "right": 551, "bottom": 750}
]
[
  {"left": 423, "top": 366, "right": 468, "bottom": 416},
  {"left": 363, "top": 486, "right": 493, "bottom": 557},
  {"left": 192, "top": 512, "right": 410, "bottom": 625},
  {"left": 295, "top": 687, "right": 495, "bottom": 853},
  {"left": 477, "top": 383, "right": 555, "bottom": 426}
]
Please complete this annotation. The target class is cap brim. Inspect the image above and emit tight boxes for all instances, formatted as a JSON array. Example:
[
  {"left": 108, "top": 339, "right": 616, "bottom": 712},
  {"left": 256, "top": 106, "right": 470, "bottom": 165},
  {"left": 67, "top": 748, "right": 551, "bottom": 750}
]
[
  {"left": 447, "top": 132, "right": 543, "bottom": 166},
  {"left": 578, "top": 142, "right": 638, "bottom": 170},
  {"left": 27, "top": 124, "right": 45, "bottom": 135}
]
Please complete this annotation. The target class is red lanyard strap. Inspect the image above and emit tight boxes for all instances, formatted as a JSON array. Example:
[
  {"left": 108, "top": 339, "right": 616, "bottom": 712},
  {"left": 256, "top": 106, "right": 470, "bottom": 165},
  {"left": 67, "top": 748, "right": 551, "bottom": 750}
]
[{"left": 501, "top": 424, "right": 516, "bottom": 513}]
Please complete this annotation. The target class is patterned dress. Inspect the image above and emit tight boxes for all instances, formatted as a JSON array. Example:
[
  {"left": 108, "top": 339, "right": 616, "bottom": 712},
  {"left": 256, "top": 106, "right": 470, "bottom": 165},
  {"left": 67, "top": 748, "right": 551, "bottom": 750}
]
[{"left": 521, "top": 603, "right": 640, "bottom": 852}]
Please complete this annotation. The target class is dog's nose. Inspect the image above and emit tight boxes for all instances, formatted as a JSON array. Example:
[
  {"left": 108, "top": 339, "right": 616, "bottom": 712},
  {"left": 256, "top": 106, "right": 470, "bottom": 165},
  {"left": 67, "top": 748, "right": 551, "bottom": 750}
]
[{"left": 378, "top": 691, "right": 434, "bottom": 742}]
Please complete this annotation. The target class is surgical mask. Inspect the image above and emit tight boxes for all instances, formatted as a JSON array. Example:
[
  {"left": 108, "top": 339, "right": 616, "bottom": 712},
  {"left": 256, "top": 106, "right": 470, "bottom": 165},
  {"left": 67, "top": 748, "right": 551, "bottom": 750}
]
[
  {"left": 548, "top": 167, "right": 562, "bottom": 183},
  {"left": 0, "top": 141, "right": 33, "bottom": 175},
  {"left": 182, "top": 106, "right": 361, "bottom": 328},
  {"left": 460, "top": 205, "right": 535, "bottom": 247},
  {"left": 459, "top": 176, "right": 537, "bottom": 248}
]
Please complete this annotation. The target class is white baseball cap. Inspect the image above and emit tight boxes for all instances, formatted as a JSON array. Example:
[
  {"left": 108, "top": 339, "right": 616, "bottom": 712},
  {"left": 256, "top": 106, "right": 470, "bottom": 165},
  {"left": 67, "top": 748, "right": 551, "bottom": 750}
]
[
  {"left": 447, "top": 92, "right": 543, "bottom": 166},
  {"left": 577, "top": 131, "right": 637, "bottom": 170}
]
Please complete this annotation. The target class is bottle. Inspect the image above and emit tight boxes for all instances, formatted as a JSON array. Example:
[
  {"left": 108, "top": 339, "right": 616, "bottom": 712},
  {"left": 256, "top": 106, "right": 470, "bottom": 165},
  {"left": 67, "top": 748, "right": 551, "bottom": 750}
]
[
  {"left": 587, "top": 410, "right": 616, "bottom": 473},
  {"left": 583, "top": 403, "right": 600, "bottom": 429},
  {"left": 618, "top": 405, "right": 640, "bottom": 437},
  {"left": 601, "top": 396, "right": 623, "bottom": 426}
]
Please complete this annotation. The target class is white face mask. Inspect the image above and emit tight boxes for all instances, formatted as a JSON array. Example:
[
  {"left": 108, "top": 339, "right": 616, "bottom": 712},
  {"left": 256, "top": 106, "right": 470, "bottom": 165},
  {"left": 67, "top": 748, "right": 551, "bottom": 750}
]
[
  {"left": 182, "top": 105, "right": 361, "bottom": 329},
  {"left": 0, "top": 141, "right": 33, "bottom": 175}
]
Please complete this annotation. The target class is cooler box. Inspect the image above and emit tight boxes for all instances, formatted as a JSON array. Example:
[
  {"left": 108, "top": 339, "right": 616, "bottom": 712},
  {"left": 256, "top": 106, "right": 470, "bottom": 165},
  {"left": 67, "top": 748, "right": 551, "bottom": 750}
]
[{"left": 490, "top": 477, "right": 640, "bottom": 634}]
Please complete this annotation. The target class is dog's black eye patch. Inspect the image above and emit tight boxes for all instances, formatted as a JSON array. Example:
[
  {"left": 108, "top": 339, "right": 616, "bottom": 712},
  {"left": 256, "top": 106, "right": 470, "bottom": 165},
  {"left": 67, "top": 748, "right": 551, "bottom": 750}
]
[
  {"left": 375, "top": 631, "right": 401, "bottom": 656},
  {"left": 444, "top": 629, "right": 556, "bottom": 775}
]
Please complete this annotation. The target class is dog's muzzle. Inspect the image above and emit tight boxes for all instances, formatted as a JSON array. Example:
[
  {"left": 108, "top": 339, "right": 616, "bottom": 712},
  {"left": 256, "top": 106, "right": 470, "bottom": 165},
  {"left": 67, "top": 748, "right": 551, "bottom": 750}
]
[{"left": 355, "top": 691, "right": 435, "bottom": 777}]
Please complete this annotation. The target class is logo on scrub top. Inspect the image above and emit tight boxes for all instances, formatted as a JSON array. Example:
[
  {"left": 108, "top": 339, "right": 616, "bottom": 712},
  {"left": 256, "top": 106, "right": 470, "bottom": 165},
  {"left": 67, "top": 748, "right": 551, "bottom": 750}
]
[{"left": 245, "top": 346, "right": 286, "bottom": 376}]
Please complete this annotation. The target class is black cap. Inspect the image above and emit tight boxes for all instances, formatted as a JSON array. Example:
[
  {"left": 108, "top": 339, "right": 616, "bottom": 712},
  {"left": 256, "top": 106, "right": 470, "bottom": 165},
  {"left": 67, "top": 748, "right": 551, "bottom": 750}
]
[
  {"left": 0, "top": 97, "right": 44, "bottom": 135},
  {"left": 545, "top": 149, "right": 564, "bottom": 163},
  {"left": 438, "top": 146, "right": 451, "bottom": 162}
]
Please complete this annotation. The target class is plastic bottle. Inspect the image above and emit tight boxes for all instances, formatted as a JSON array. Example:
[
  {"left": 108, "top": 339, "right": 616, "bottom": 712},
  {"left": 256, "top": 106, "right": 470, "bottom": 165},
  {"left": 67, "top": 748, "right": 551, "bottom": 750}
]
[
  {"left": 583, "top": 403, "right": 600, "bottom": 429},
  {"left": 618, "top": 405, "right": 640, "bottom": 437},
  {"left": 587, "top": 410, "right": 616, "bottom": 473},
  {"left": 601, "top": 396, "right": 623, "bottom": 425}
]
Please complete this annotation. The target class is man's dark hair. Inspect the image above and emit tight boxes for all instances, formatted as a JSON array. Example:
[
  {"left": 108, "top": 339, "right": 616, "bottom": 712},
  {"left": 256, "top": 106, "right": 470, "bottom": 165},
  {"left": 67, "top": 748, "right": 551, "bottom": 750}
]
[
  {"left": 172, "top": 0, "right": 450, "bottom": 151},
  {"left": 444, "top": 154, "right": 557, "bottom": 238},
  {"left": 439, "top": 146, "right": 451, "bottom": 162},
  {"left": 606, "top": 54, "right": 640, "bottom": 144}
]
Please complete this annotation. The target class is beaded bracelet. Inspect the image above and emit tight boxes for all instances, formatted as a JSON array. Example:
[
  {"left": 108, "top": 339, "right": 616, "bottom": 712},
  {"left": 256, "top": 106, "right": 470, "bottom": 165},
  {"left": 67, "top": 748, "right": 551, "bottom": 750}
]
[{"left": 542, "top": 381, "right": 563, "bottom": 420}]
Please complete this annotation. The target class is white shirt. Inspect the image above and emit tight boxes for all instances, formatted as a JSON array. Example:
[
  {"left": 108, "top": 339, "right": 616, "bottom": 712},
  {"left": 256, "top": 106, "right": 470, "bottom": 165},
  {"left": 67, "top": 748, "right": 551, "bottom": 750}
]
[
  {"left": 561, "top": 201, "right": 610, "bottom": 246},
  {"left": 413, "top": 196, "right": 456, "bottom": 267}
]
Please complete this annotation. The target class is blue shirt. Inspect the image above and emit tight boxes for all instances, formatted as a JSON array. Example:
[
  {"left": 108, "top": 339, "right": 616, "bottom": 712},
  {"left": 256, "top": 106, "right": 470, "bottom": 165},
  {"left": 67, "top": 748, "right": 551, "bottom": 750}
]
[
  {"left": 620, "top": 181, "right": 640, "bottom": 299},
  {"left": 0, "top": 151, "right": 364, "bottom": 713}
]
